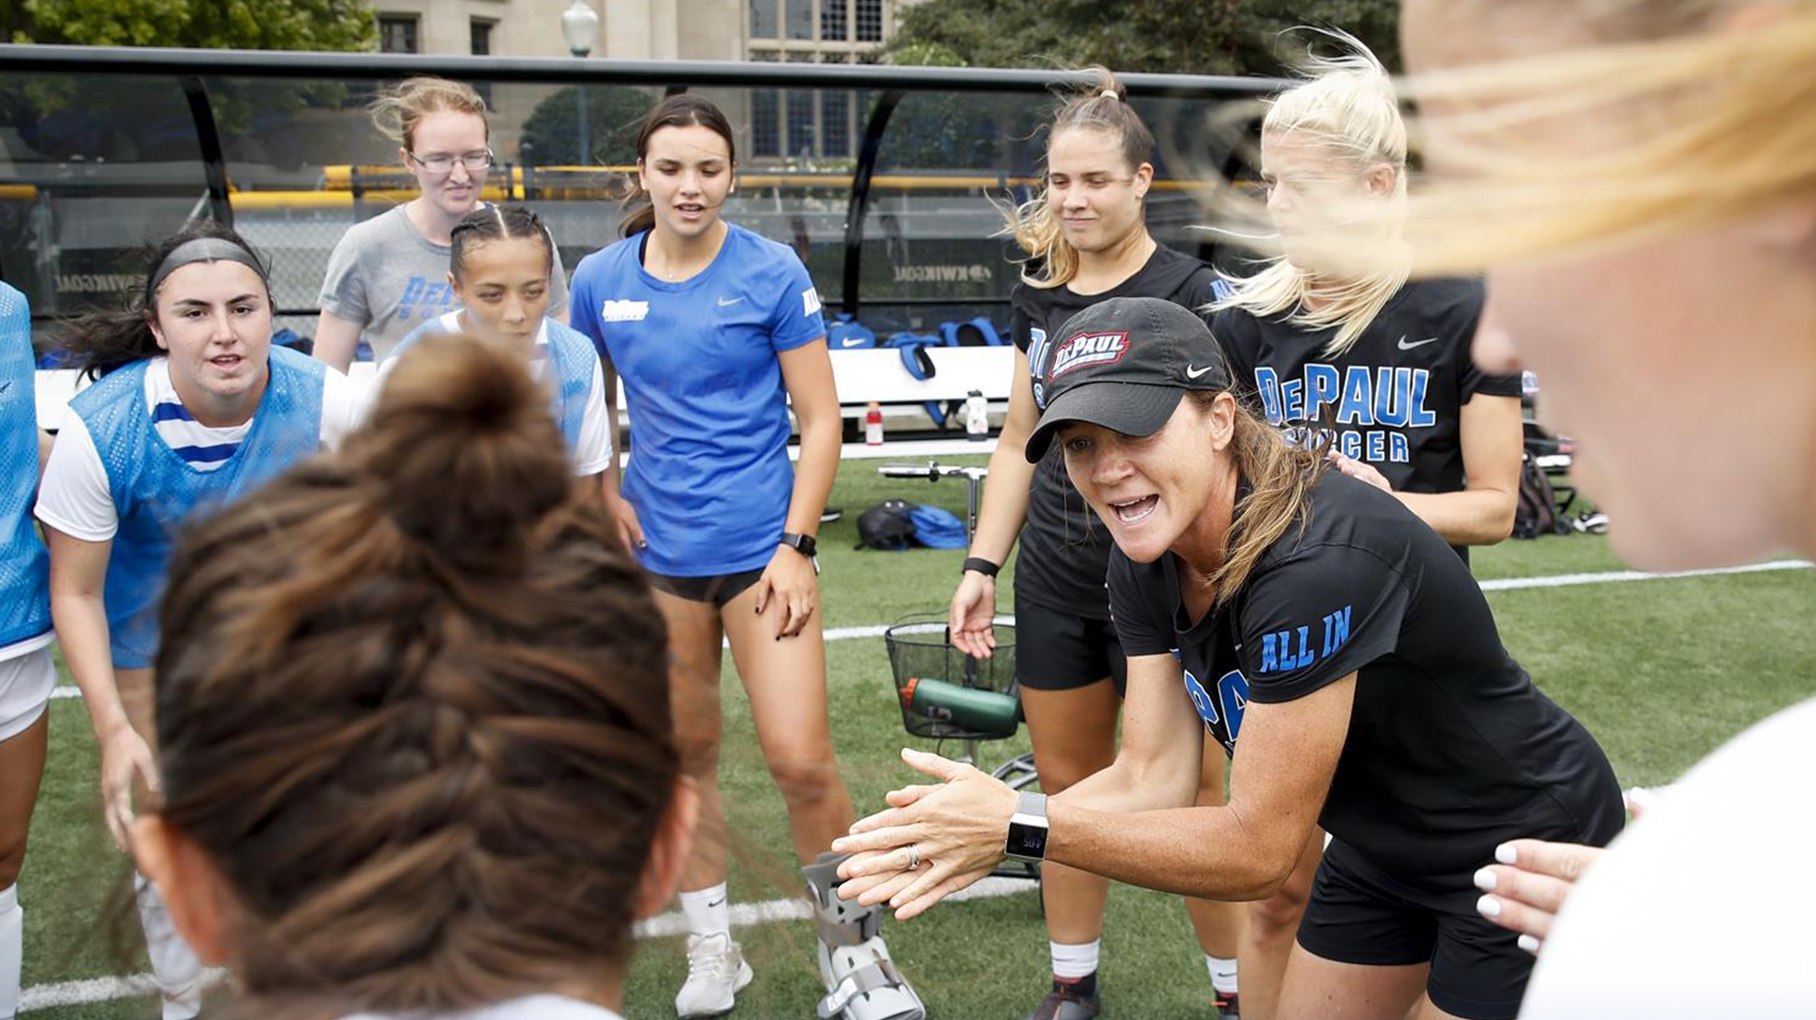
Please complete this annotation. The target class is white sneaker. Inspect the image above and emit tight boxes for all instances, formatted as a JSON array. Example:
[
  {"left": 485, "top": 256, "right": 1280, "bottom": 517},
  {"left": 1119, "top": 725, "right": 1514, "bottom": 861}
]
[{"left": 675, "top": 932, "right": 754, "bottom": 1018}]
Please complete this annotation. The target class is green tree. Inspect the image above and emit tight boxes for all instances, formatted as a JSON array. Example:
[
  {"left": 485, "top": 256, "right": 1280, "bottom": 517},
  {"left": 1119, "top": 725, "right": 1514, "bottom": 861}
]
[
  {"left": 13, "top": 0, "right": 375, "bottom": 50},
  {"left": 520, "top": 85, "right": 658, "bottom": 168},
  {"left": 885, "top": 0, "right": 1399, "bottom": 76},
  {"left": 2, "top": 0, "right": 376, "bottom": 164}
]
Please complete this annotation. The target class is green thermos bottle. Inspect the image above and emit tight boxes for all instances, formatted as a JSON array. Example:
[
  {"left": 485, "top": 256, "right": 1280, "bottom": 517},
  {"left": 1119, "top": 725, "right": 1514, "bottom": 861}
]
[{"left": 900, "top": 676, "right": 1022, "bottom": 738}]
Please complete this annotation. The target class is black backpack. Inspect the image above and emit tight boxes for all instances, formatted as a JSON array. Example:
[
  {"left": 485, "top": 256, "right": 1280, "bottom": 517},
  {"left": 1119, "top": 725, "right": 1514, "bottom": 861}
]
[
  {"left": 855, "top": 499, "right": 918, "bottom": 550},
  {"left": 1512, "top": 453, "right": 1568, "bottom": 539}
]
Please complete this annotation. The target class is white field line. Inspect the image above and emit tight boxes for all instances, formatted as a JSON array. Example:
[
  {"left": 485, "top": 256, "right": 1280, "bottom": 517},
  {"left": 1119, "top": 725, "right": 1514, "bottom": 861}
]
[
  {"left": 19, "top": 876, "right": 1037, "bottom": 1013},
  {"left": 45, "top": 558, "right": 1812, "bottom": 703}
]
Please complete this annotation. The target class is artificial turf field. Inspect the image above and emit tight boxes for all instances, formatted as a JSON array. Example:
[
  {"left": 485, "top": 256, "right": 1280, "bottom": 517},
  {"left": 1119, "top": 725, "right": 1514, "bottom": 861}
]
[{"left": 15, "top": 454, "right": 1816, "bottom": 1019}]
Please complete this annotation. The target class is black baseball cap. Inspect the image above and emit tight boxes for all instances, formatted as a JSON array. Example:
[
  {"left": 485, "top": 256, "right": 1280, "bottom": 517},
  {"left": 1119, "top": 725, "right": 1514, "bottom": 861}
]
[{"left": 1025, "top": 296, "right": 1232, "bottom": 463}]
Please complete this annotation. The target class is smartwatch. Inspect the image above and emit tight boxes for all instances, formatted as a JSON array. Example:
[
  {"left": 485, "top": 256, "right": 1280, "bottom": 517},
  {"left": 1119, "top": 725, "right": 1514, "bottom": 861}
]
[
  {"left": 779, "top": 532, "right": 818, "bottom": 558},
  {"left": 1004, "top": 791, "right": 1049, "bottom": 863}
]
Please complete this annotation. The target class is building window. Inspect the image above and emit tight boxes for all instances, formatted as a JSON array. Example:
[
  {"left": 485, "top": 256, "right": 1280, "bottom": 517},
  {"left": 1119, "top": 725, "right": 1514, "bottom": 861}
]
[
  {"left": 470, "top": 19, "right": 494, "bottom": 55},
  {"left": 750, "top": 0, "right": 778, "bottom": 38},
  {"left": 786, "top": 0, "right": 814, "bottom": 40},
  {"left": 378, "top": 14, "right": 419, "bottom": 53},
  {"left": 821, "top": 0, "right": 848, "bottom": 42},
  {"left": 822, "top": 89, "right": 849, "bottom": 156},
  {"left": 753, "top": 89, "right": 781, "bottom": 158},
  {"left": 787, "top": 90, "right": 815, "bottom": 158},
  {"left": 855, "top": 0, "right": 882, "bottom": 42}
]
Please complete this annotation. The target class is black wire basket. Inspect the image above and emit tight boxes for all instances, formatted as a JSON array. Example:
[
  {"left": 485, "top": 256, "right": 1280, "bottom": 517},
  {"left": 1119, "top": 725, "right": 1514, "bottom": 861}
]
[{"left": 883, "top": 612, "right": 1019, "bottom": 740}]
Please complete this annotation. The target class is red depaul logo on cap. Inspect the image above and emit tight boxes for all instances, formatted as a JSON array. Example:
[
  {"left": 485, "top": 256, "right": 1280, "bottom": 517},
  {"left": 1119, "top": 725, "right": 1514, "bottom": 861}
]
[{"left": 1049, "top": 331, "right": 1130, "bottom": 379}]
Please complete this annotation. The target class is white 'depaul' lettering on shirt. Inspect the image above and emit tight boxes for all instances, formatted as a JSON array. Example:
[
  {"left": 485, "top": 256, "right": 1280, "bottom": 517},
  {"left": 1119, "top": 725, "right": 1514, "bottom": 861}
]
[{"left": 601, "top": 299, "right": 650, "bottom": 322}]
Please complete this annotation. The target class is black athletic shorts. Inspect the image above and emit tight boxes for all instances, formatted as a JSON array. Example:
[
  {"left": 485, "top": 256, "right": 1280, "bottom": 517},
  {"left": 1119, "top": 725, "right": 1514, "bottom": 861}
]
[
  {"left": 1014, "top": 600, "right": 1127, "bottom": 695},
  {"left": 1297, "top": 839, "right": 1532, "bottom": 1020},
  {"left": 646, "top": 567, "right": 765, "bottom": 607}
]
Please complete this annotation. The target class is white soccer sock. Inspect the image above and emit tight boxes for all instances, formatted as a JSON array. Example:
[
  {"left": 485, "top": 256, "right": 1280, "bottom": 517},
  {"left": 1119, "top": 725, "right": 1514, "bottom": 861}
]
[
  {"left": 1206, "top": 954, "right": 1239, "bottom": 996},
  {"left": 1, "top": 884, "right": 21, "bottom": 1020},
  {"left": 1050, "top": 938, "right": 1100, "bottom": 980},
  {"left": 678, "top": 882, "right": 731, "bottom": 938},
  {"left": 134, "top": 873, "right": 202, "bottom": 1020}
]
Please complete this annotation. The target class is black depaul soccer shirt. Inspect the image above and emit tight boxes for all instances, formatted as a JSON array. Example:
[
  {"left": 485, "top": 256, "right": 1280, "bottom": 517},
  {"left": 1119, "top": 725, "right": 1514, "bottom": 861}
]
[
  {"left": 1108, "top": 470, "right": 1621, "bottom": 877},
  {"left": 1212, "top": 277, "right": 1520, "bottom": 498}
]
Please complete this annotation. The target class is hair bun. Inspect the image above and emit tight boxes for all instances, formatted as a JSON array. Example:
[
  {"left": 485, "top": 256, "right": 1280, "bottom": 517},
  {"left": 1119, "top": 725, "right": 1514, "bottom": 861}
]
[{"left": 350, "top": 332, "right": 574, "bottom": 567}]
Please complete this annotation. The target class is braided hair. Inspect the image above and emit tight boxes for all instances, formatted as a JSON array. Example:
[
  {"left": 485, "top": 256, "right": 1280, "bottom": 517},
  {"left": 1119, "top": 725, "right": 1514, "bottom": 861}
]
[{"left": 152, "top": 331, "right": 675, "bottom": 1016}]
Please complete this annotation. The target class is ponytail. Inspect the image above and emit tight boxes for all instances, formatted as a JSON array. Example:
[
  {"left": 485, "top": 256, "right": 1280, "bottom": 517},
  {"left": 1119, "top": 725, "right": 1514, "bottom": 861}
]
[{"left": 1002, "top": 67, "right": 1157, "bottom": 289}]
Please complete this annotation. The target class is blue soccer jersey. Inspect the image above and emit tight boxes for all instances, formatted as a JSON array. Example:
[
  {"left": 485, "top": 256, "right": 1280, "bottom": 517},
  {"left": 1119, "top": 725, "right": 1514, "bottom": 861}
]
[
  {"left": 68, "top": 348, "right": 327, "bottom": 667},
  {"left": 569, "top": 224, "right": 826, "bottom": 576},
  {"left": 0, "top": 283, "right": 51, "bottom": 653}
]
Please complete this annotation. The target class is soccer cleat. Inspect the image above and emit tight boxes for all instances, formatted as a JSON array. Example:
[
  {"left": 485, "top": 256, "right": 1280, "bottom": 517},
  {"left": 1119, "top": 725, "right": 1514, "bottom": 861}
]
[
  {"left": 803, "top": 852, "right": 925, "bottom": 1020},
  {"left": 1023, "top": 981, "right": 1101, "bottom": 1020},
  {"left": 1214, "top": 990, "right": 1241, "bottom": 1020},
  {"left": 674, "top": 932, "right": 754, "bottom": 1018}
]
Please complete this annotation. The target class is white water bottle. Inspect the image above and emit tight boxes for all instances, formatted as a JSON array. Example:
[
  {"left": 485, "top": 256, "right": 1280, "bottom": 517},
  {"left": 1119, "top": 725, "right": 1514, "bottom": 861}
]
[{"left": 964, "top": 389, "right": 989, "bottom": 441}]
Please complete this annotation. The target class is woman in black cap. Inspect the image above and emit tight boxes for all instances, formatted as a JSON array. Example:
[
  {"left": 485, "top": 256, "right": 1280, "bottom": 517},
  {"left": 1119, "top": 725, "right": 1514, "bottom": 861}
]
[{"left": 830, "top": 296, "right": 1620, "bottom": 1020}]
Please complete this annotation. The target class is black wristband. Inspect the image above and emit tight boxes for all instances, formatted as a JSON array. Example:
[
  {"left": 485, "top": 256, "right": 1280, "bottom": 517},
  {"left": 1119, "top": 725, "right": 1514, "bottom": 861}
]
[{"left": 962, "top": 556, "right": 1000, "bottom": 577}]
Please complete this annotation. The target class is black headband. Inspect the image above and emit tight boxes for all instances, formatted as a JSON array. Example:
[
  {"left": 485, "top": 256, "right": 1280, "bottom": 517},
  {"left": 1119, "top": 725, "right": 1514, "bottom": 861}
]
[{"left": 145, "top": 237, "right": 268, "bottom": 304}]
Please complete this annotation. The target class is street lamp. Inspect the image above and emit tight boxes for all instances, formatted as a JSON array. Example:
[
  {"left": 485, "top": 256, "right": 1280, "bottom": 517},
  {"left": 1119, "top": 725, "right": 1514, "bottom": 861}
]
[{"left": 561, "top": 0, "right": 600, "bottom": 165}]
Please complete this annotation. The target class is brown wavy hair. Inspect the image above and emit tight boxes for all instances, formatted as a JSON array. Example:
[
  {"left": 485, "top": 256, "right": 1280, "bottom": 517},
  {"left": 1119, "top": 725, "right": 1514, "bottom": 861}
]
[
  {"left": 1188, "top": 390, "right": 1327, "bottom": 600},
  {"left": 151, "top": 332, "right": 675, "bottom": 1015}
]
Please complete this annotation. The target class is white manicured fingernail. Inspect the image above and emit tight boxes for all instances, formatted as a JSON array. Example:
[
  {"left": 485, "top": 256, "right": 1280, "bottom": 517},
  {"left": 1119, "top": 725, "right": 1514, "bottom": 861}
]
[
  {"left": 1472, "top": 867, "right": 1497, "bottom": 892},
  {"left": 1517, "top": 934, "right": 1540, "bottom": 954},
  {"left": 1476, "top": 894, "right": 1502, "bottom": 918},
  {"left": 1495, "top": 842, "right": 1518, "bottom": 865}
]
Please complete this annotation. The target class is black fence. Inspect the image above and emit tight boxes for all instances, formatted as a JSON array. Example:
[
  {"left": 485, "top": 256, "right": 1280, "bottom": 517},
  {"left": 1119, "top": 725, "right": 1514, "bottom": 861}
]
[{"left": 0, "top": 44, "right": 1273, "bottom": 344}]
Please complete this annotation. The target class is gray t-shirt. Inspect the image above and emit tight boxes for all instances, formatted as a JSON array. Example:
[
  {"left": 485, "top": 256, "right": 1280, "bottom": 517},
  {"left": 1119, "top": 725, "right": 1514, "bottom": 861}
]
[{"left": 317, "top": 205, "right": 571, "bottom": 362}]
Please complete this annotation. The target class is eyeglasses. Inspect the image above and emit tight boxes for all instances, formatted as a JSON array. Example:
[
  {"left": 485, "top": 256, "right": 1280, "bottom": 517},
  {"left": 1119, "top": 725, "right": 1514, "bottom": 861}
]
[{"left": 408, "top": 149, "right": 495, "bottom": 175}]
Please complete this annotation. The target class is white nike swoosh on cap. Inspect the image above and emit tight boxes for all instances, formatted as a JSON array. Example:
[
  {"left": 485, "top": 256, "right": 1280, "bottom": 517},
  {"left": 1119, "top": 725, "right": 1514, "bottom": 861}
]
[
  {"left": 1185, "top": 364, "right": 1217, "bottom": 379},
  {"left": 1397, "top": 335, "right": 1440, "bottom": 350}
]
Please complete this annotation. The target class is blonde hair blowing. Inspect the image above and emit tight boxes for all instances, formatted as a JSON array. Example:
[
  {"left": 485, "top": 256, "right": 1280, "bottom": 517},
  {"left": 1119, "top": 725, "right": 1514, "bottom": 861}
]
[
  {"left": 1002, "top": 67, "right": 1156, "bottom": 289},
  {"left": 1215, "top": 33, "right": 1411, "bottom": 357},
  {"left": 369, "top": 77, "right": 490, "bottom": 150},
  {"left": 1393, "top": 2, "right": 1816, "bottom": 274}
]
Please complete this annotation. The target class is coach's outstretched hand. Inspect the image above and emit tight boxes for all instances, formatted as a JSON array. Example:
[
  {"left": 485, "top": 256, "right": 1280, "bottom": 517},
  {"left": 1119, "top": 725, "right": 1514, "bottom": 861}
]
[
  {"left": 755, "top": 544, "right": 818, "bottom": 639},
  {"left": 831, "top": 748, "right": 1018, "bottom": 919}
]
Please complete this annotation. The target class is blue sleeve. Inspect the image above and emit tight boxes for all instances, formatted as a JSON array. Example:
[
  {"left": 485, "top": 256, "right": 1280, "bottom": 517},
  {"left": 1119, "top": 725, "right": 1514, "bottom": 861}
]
[
  {"left": 768, "top": 253, "right": 826, "bottom": 353},
  {"left": 1236, "top": 544, "right": 1408, "bottom": 704}
]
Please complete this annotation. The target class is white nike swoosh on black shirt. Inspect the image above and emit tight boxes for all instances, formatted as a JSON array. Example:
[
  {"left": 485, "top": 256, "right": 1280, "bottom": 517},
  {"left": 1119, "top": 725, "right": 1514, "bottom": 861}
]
[{"left": 1397, "top": 336, "right": 1440, "bottom": 351}]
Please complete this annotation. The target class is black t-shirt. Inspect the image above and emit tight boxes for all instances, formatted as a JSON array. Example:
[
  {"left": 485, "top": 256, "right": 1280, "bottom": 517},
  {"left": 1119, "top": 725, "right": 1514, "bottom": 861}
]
[
  {"left": 1212, "top": 277, "right": 1520, "bottom": 497},
  {"left": 1012, "top": 245, "right": 1219, "bottom": 619},
  {"left": 1109, "top": 470, "right": 1621, "bottom": 877}
]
